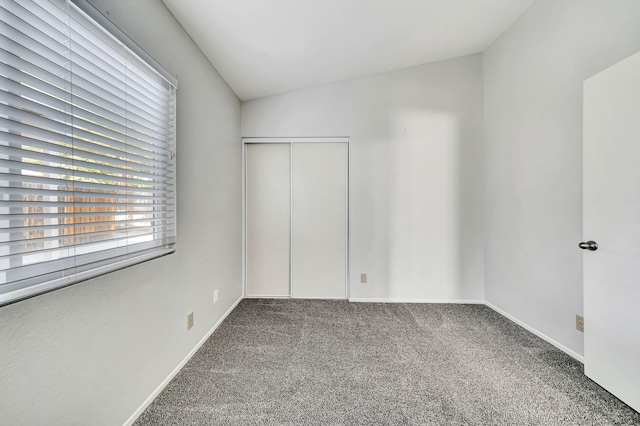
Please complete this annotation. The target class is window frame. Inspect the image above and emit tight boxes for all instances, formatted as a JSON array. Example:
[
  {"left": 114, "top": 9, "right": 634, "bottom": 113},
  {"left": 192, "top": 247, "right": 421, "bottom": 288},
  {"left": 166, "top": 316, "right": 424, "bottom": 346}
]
[{"left": 0, "top": 0, "right": 178, "bottom": 306}]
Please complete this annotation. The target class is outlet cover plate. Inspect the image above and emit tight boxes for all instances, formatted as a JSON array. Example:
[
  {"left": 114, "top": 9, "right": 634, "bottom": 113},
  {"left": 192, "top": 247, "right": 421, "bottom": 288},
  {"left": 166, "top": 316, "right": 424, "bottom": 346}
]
[
  {"left": 576, "top": 314, "right": 584, "bottom": 332},
  {"left": 187, "top": 312, "right": 194, "bottom": 330}
]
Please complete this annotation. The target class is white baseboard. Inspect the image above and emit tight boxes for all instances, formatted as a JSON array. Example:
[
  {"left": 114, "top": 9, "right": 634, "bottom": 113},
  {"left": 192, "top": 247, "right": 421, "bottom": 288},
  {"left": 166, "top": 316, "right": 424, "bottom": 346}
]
[
  {"left": 245, "top": 294, "right": 290, "bottom": 299},
  {"left": 245, "top": 295, "right": 348, "bottom": 300},
  {"left": 293, "top": 296, "right": 348, "bottom": 300},
  {"left": 349, "top": 297, "right": 484, "bottom": 304},
  {"left": 123, "top": 295, "right": 243, "bottom": 426},
  {"left": 485, "top": 302, "right": 584, "bottom": 363}
]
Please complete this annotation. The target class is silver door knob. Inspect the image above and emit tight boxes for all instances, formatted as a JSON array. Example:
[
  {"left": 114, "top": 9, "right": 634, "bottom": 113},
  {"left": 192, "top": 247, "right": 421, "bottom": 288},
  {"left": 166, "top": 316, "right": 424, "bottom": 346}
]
[{"left": 579, "top": 241, "right": 598, "bottom": 251}]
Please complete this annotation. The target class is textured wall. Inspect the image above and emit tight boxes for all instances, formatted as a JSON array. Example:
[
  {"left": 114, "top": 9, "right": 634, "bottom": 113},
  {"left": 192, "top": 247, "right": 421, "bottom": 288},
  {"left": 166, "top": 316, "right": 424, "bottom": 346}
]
[
  {"left": 0, "top": 1, "right": 242, "bottom": 424},
  {"left": 243, "top": 54, "right": 485, "bottom": 302},
  {"left": 484, "top": 0, "right": 640, "bottom": 357}
]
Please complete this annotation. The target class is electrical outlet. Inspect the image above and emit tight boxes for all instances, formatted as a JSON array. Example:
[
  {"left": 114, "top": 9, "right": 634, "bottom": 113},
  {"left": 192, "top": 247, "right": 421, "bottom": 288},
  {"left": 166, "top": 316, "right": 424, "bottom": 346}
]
[
  {"left": 187, "top": 312, "right": 194, "bottom": 330},
  {"left": 214, "top": 289, "right": 219, "bottom": 304},
  {"left": 361, "top": 273, "right": 367, "bottom": 284},
  {"left": 576, "top": 314, "right": 584, "bottom": 332}
]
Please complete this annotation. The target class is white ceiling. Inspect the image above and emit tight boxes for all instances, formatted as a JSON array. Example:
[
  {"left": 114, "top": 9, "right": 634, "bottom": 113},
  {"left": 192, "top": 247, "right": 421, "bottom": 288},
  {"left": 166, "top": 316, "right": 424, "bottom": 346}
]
[{"left": 161, "top": 0, "right": 535, "bottom": 101}]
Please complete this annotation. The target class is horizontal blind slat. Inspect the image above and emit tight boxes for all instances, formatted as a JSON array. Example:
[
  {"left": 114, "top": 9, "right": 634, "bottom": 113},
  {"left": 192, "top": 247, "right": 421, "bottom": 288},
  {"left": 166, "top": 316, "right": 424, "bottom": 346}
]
[
  {"left": 0, "top": 210, "right": 175, "bottom": 223},
  {"left": 0, "top": 216, "right": 175, "bottom": 235},
  {"left": 0, "top": 224, "right": 176, "bottom": 245},
  {"left": 2, "top": 3, "right": 161, "bottom": 107},
  {"left": 1, "top": 184, "right": 176, "bottom": 202},
  {"left": 0, "top": 199, "right": 174, "bottom": 211},
  {"left": 0, "top": 57, "right": 172, "bottom": 137},
  {"left": 0, "top": 117, "right": 175, "bottom": 170},
  {"left": 3, "top": 1, "right": 172, "bottom": 118},
  {"left": 1, "top": 158, "right": 175, "bottom": 192},
  {"left": 29, "top": 0, "right": 170, "bottom": 93},
  {"left": 1, "top": 79, "right": 173, "bottom": 150},
  {"left": 1, "top": 229, "right": 172, "bottom": 259},
  {"left": 0, "top": 140, "right": 173, "bottom": 180},
  {"left": 3, "top": 88, "right": 168, "bottom": 160},
  {"left": 0, "top": 103, "right": 173, "bottom": 162},
  {"left": 0, "top": 51, "right": 172, "bottom": 142}
]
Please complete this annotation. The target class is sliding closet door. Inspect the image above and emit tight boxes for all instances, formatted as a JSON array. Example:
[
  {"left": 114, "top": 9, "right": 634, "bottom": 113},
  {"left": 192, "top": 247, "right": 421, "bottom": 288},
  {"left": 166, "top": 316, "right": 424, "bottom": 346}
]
[
  {"left": 291, "top": 143, "right": 348, "bottom": 299},
  {"left": 246, "top": 144, "right": 290, "bottom": 296}
]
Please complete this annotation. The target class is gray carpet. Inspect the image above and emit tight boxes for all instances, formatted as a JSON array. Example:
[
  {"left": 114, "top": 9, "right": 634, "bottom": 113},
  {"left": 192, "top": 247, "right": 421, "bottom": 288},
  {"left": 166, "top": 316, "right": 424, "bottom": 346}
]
[{"left": 134, "top": 299, "right": 640, "bottom": 425}]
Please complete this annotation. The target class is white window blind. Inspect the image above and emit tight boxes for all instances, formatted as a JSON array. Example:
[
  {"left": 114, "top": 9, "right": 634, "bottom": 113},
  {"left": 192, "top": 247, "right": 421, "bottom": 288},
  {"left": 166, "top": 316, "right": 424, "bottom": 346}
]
[{"left": 0, "top": 0, "right": 177, "bottom": 305}]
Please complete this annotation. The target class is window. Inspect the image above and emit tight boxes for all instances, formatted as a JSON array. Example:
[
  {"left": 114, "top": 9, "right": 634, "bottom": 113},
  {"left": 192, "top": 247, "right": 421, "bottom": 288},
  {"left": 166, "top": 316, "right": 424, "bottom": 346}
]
[{"left": 0, "top": 0, "right": 178, "bottom": 305}]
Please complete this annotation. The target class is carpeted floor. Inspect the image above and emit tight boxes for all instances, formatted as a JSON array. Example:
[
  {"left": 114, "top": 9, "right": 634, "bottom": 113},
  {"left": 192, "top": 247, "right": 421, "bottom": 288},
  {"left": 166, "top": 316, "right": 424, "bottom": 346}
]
[{"left": 134, "top": 299, "right": 640, "bottom": 425}]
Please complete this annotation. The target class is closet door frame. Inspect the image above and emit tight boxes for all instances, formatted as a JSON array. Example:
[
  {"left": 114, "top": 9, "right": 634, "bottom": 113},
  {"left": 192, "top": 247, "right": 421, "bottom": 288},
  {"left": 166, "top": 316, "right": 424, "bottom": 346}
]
[{"left": 242, "top": 137, "right": 350, "bottom": 299}]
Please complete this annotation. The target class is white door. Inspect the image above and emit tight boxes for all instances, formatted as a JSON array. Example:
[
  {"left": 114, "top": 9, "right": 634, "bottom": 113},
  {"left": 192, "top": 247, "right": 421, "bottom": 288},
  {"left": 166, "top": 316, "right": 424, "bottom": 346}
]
[
  {"left": 291, "top": 143, "right": 348, "bottom": 299},
  {"left": 245, "top": 144, "right": 290, "bottom": 296},
  {"left": 583, "top": 49, "right": 640, "bottom": 412},
  {"left": 245, "top": 140, "right": 348, "bottom": 299}
]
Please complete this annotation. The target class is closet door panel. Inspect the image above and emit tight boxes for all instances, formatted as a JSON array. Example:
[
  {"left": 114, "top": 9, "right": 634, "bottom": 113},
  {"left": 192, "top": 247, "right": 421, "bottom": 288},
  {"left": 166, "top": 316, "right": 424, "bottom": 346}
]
[
  {"left": 246, "top": 144, "right": 290, "bottom": 296},
  {"left": 291, "top": 143, "right": 347, "bottom": 299}
]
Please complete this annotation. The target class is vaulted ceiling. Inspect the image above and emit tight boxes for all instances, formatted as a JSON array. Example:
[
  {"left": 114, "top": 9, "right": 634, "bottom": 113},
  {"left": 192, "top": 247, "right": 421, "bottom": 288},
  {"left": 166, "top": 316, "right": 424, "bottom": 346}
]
[{"left": 161, "top": 0, "right": 535, "bottom": 101}]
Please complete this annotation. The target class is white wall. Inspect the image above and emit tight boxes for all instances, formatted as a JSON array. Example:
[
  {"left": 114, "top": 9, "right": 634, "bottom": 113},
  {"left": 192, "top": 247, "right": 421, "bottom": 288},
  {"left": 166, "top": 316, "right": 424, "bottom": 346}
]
[
  {"left": 0, "top": 1, "right": 242, "bottom": 424},
  {"left": 242, "top": 54, "right": 484, "bottom": 302},
  {"left": 484, "top": 0, "right": 640, "bottom": 357}
]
